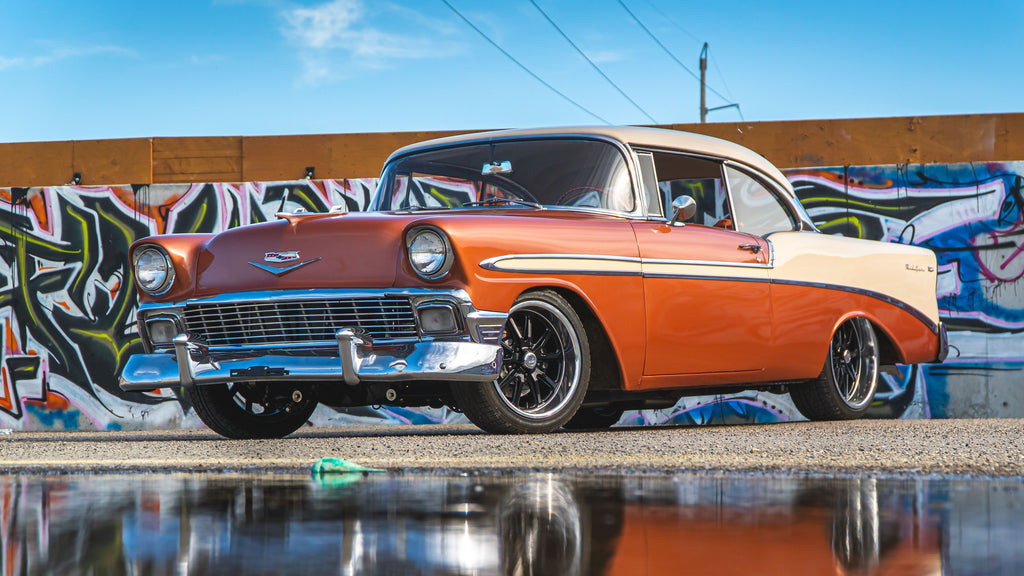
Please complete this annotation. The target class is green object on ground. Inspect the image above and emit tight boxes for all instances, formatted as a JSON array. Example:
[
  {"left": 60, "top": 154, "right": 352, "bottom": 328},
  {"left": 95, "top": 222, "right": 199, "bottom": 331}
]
[{"left": 311, "top": 457, "right": 384, "bottom": 476}]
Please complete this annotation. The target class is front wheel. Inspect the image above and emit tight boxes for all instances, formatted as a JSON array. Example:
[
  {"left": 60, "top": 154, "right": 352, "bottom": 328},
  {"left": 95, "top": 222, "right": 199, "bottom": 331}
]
[
  {"left": 187, "top": 382, "right": 318, "bottom": 439},
  {"left": 791, "top": 317, "right": 879, "bottom": 421},
  {"left": 452, "top": 290, "right": 591, "bottom": 433}
]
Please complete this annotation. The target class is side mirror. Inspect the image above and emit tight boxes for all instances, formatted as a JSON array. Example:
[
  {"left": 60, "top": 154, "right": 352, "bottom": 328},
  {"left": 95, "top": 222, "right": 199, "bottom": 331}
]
[{"left": 668, "top": 196, "right": 697, "bottom": 226}]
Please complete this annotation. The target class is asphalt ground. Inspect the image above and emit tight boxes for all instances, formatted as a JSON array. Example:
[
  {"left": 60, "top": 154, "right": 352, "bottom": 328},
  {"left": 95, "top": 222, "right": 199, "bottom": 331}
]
[{"left": 0, "top": 418, "right": 1021, "bottom": 478}]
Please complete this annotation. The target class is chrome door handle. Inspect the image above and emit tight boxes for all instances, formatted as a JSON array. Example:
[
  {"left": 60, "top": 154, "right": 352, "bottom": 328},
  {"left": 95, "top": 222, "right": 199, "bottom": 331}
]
[{"left": 739, "top": 244, "right": 761, "bottom": 254}]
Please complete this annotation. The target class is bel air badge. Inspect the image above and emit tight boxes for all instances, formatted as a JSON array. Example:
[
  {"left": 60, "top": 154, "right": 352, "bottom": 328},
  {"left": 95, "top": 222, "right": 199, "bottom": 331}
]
[
  {"left": 265, "top": 251, "right": 300, "bottom": 263},
  {"left": 249, "top": 251, "right": 321, "bottom": 276}
]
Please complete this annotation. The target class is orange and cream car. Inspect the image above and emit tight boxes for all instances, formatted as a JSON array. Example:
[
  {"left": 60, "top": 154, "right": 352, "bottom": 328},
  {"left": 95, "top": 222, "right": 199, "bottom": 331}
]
[{"left": 120, "top": 127, "right": 948, "bottom": 439}]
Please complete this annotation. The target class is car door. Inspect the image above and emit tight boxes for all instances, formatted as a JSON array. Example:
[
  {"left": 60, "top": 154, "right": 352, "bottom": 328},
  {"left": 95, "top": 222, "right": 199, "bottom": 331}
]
[{"left": 632, "top": 151, "right": 772, "bottom": 380}]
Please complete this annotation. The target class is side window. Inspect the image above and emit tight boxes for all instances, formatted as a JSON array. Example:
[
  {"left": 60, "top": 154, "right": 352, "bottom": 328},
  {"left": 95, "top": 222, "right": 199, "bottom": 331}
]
[
  {"left": 649, "top": 151, "right": 732, "bottom": 228},
  {"left": 635, "top": 152, "right": 663, "bottom": 218},
  {"left": 725, "top": 166, "right": 796, "bottom": 236}
]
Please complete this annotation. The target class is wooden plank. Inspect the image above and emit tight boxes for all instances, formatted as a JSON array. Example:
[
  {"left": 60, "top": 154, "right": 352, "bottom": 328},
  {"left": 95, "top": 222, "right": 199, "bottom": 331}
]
[
  {"left": 72, "top": 138, "right": 152, "bottom": 185},
  {"left": 152, "top": 136, "right": 242, "bottom": 182},
  {"left": 241, "top": 130, "right": 471, "bottom": 181},
  {"left": 0, "top": 141, "right": 72, "bottom": 187},
  {"left": 669, "top": 113, "right": 1024, "bottom": 168},
  {"left": 4, "top": 114, "right": 1024, "bottom": 187}
]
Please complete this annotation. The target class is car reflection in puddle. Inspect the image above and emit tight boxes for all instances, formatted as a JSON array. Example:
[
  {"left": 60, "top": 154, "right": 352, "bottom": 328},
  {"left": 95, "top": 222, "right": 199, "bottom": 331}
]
[{"left": 0, "top": 471, "right": 1020, "bottom": 575}]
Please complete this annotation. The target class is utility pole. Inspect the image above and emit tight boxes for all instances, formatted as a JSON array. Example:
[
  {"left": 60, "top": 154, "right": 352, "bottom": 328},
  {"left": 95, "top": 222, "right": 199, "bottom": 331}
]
[
  {"left": 699, "top": 42, "right": 708, "bottom": 123},
  {"left": 700, "top": 43, "right": 742, "bottom": 123}
]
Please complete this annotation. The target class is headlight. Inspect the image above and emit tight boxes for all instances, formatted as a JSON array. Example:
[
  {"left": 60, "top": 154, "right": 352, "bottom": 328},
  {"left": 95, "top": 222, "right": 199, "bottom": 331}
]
[
  {"left": 133, "top": 246, "right": 174, "bottom": 294},
  {"left": 406, "top": 227, "right": 453, "bottom": 279}
]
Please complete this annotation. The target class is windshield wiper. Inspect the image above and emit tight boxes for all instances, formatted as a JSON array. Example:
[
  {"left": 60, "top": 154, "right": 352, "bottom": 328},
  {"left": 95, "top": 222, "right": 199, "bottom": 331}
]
[
  {"left": 462, "top": 198, "right": 543, "bottom": 209},
  {"left": 396, "top": 204, "right": 451, "bottom": 211}
]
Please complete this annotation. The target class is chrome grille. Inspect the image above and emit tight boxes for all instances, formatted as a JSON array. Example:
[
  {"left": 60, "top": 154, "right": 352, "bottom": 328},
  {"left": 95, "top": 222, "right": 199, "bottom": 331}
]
[{"left": 183, "top": 297, "right": 418, "bottom": 348}]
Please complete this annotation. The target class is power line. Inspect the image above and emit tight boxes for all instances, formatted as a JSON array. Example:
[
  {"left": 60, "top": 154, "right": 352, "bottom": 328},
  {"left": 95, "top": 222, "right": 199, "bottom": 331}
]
[
  {"left": 440, "top": 0, "right": 610, "bottom": 125},
  {"left": 616, "top": 0, "right": 731, "bottom": 104},
  {"left": 642, "top": 0, "right": 735, "bottom": 101},
  {"left": 528, "top": 0, "right": 657, "bottom": 124},
  {"left": 642, "top": 0, "right": 700, "bottom": 44}
]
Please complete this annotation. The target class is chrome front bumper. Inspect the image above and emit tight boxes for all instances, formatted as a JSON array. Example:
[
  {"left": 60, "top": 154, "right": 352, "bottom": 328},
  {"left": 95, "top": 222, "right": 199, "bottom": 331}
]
[{"left": 119, "top": 328, "right": 503, "bottom": 391}]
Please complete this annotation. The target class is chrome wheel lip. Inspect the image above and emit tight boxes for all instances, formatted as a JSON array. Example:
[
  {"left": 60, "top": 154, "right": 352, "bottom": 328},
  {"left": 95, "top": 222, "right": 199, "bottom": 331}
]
[
  {"left": 829, "top": 318, "right": 879, "bottom": 410},
  {"left": 493, "top": 300, "right": 582, "bottom": 420}
]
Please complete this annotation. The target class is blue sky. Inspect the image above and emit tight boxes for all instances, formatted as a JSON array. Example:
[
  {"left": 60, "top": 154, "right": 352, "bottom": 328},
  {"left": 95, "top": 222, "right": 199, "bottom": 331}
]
[{"left": 1, "top": 0, "right": 1021, "bottom": 143}]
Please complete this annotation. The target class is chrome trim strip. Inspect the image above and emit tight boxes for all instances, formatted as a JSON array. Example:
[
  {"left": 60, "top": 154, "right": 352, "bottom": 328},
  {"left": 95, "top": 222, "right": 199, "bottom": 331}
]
[
  {"left": 145, "top": 287, "right": 475, "bottom": 307},
  {"left": 483, "top": 254, "right": 642, "bottom": 264},
  {"left": 480, "top": 253, "right": 643, "bottom": 276},
  {"left": 643, "top": 273, "right": 769, "bottom": 283},
  {"left": 479, "top": 253, "right": 772, "bottom": 276},
  {"left": 642, "top": 258, "right": 771, "bottom": 269}
]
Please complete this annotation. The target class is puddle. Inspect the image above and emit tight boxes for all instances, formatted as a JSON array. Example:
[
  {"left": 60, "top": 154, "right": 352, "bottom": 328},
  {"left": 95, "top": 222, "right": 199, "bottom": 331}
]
[{"left": 0, "top": 471, "right": 1020, "bottom": 575}]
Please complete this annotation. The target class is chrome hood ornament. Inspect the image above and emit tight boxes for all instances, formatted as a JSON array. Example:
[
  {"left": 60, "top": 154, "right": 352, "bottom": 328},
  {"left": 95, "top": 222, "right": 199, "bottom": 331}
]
[{"left": 249, "top": 251, "right": 321, "bottom": 276}]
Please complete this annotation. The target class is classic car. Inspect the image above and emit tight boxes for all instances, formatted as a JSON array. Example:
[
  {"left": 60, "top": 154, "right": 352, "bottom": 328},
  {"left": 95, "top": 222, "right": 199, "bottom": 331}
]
[{"left": 119, "top": 126, "right": 948, "bottom": 439}]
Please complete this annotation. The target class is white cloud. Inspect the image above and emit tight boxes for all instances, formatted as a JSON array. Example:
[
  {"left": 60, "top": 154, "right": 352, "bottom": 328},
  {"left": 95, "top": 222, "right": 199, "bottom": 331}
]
[
  {"left": 283, "top": 0, "right": 460, "bottom": 82},
  {"left": 0, "top": 45, "right": 136, "bottom": 72},
  {"left": 286, "top": 0, "right": 363, "bottom": 49}
]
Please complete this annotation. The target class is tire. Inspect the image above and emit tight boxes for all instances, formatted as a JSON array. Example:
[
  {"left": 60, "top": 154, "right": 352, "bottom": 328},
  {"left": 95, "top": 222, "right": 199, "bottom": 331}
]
[
  {"left": 187, "top": 381, "right": 318, "bottom": 439},
  {"left": 791, "top": 317, "right": 880, "bottom": 421},
  {"left": 452, "top": 290, "right": 591, "bottom": 433},
  {"left": 562, "top": 406, "right": 623, "bottom": 430}
]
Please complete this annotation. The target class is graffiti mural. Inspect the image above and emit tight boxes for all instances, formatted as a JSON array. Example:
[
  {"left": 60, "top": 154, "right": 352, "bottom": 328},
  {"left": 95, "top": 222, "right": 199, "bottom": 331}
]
[{"left": 0, "top": 162, "right": 1020, "bottom": 431}]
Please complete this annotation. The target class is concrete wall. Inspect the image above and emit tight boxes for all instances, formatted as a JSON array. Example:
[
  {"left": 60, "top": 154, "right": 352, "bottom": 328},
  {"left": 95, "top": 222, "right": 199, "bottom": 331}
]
[{"left": 0, "top": 158, "right": 1019, "bottom": 430}]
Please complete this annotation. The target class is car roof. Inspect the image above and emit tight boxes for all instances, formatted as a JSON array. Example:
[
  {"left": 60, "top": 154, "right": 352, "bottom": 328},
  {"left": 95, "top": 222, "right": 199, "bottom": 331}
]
[{"left": 386, "top": 126, "right": 796, "bottom": 197}]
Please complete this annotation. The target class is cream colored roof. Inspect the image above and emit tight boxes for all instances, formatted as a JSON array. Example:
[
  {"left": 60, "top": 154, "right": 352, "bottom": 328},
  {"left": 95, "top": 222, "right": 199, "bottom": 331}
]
[{"left": 386, "top": 126, "right": 796, "bottom": 198}]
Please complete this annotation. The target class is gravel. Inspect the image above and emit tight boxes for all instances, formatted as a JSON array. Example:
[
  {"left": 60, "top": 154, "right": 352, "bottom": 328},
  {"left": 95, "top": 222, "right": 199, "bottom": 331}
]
[{"left": 1, "top": 418, "right": 1022, "bottom": 478}]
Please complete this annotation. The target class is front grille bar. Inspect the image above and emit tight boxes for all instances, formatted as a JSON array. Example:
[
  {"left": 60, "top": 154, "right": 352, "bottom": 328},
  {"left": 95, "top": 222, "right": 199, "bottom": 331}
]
[{"left": 182, "top": 297, "right": 418, "bottom": 349}]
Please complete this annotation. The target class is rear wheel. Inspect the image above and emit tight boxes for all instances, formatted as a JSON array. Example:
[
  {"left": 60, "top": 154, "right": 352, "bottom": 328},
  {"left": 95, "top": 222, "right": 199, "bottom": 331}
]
[
  {"left": 453, "top": 290, "right": 591, "bottom": 433},
  {"left": 791, "top": 317, "right": 879, "bottom": 421},
  {"left": 188, "top": 382, "right": 318, "bottom": 439}
]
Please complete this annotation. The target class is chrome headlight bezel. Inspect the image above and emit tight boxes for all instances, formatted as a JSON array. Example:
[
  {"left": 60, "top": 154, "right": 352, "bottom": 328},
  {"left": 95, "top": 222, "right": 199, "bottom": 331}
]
[
  {"left": 133, "top": 246, "right": 175, "bottom": 295},
  {"left": 406, "top": 226, "right": 454, "bottom": 280}
]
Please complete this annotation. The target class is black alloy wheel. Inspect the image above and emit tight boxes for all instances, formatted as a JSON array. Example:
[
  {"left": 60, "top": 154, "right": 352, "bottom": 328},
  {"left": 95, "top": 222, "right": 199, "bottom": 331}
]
[
  {"left": 452, "top": 290, "right": 592, "bottom": 433},
  {"left": 791, "top": 317, "right": 880, "bottom": 421}
]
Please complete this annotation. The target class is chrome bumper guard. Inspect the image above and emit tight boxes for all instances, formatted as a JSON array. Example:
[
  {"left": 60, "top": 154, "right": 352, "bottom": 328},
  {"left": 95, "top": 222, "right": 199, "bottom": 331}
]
[{"left": 119, "top": 328, "right": 503, "bottom": 391}]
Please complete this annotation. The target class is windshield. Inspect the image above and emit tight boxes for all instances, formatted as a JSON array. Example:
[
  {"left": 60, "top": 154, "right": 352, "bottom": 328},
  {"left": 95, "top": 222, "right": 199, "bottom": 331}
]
[{"left": 371, "top": 139, "right": 635, "bottom": 214}]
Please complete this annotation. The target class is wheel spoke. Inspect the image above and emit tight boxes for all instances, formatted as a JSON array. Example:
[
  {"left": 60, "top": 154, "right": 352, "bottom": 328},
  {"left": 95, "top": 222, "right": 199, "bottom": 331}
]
[
  {"left": 508, "top": 316, "right": 525, "bottom": 341},
  {"left": 533, "top": 327, "right": 553, "bottom": 351},
  {"left": 538, "top": 373, "right": 562, "bottom": 402},
  {"left": 525, "top": 374, "right": 541, "bottom": 404},
  {"left": 511, "top": 376, "right": 523, "bottom": 407}
]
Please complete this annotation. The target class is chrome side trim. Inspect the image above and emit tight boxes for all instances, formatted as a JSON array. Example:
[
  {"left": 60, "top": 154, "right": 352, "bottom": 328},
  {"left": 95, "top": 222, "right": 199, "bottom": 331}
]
[
  {"left": 480, "top": 254, "right": 643, "bottom": 276},
  {"left": 642, "top": 258, "right": 771, "bottom": 269},
  {"left": 479, "top": 253, "right": 772, "bottom": 276}
]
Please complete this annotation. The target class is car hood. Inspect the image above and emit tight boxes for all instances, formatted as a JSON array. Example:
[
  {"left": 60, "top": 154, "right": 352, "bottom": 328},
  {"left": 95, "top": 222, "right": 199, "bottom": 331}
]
[{"left": 192, "top": 212, "right": 405, "bottom": 297}]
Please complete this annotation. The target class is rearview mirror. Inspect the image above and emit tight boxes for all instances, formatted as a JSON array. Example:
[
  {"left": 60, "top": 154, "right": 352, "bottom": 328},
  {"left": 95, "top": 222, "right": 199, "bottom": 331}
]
[{"left": 668, "top": 196, "right": 697, "bottom": 226}]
